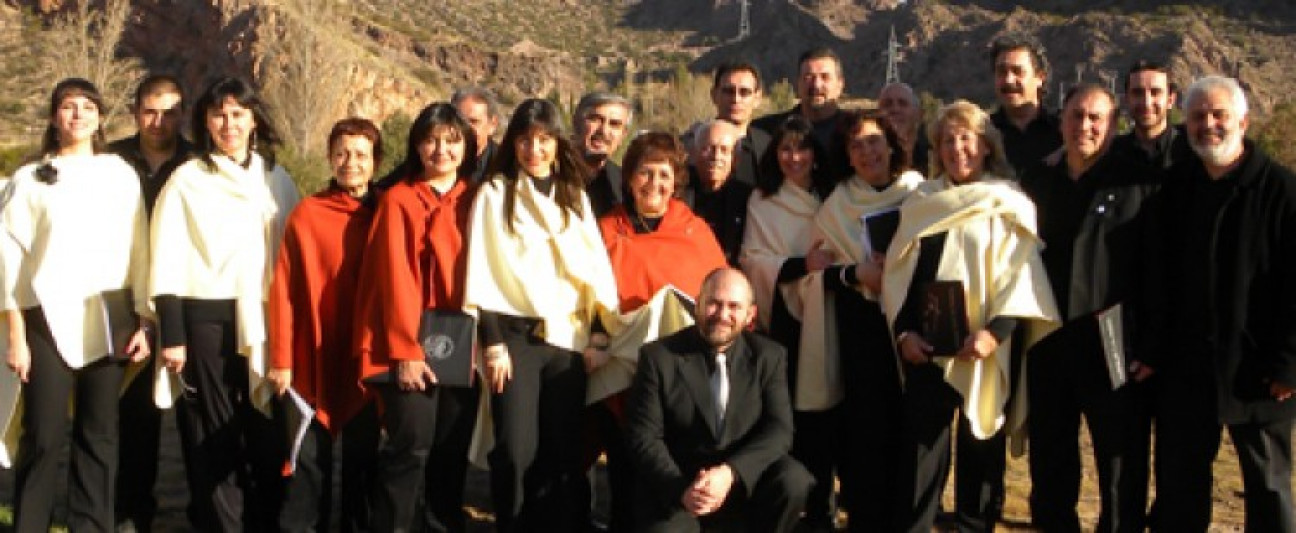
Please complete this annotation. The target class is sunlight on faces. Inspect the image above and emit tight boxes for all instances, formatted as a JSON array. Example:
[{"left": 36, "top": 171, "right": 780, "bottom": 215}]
[
  {"left": 797, "top": 57, "right": 844, "bottom": 112},
  {"left": 578, "top": 103, "right": 630, "bottom": 158},
  {"left": 515, "top": 126, "right": 558, "bottom": 178},
  {"left": 1125, "top": 70, "right": 1174, "bottom": 132},
  {"left": 55, "top": 94, "right": 100, "bottom": 148},
  {"left": 1062, "top": 91, "right": 1115, "bottom": 162},
  {"left": 206, "top": 96, "right": 256, "bottom": 160},
  {"left": 938, "top": 121, "right": 989, "bottom": 184},
  {"left": 848, "top": 119, "right": 894, "bottom": 187},
  {"left": 329, "top": 134, "right": 374, "bottom": 196},
  {"left": 455, "top": 98, "right": 497, "bottom": 156},
  {"left": 712, "top": 70, "right": 762, "bottom": 126},
  {"left": 695, "top": 122, "right": 738, "bottom": 189},
  {"left": 135, "top": 91, "right": 183, "bottom": 149},
  {"left": 629, "top": 160, "right": 675, "bottom": 217},
  {"left": 1187, "top": 87, "right": 1248, "bottom": 169},
  {"left": 418, "top": 124, "right": 466, "bottom": 180},
  {"left": 994, "top": 48, "right": 1045, "bottom": 109},
  {"left": 776, "top": 135, "right": 814, "bottom": 189},
  {"left": 698, "top": 270, "right": 756, "bottom": 350}
]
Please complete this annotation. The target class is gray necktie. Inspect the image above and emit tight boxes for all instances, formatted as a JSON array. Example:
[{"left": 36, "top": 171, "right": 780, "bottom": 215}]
[{"left": 711, "top": 352, "right": 729, "bottom": 429}]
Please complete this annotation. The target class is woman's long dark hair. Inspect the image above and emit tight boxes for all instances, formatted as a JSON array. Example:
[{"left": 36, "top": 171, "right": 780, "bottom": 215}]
[
  {"left": 486, "top": 98, "right": 590, "bottom": 234},
  {"left": 40, "top": 77, "right": 108, "bottom": 157},
  {"left": 190, "top": 77, "right": 281, "bottom": 168},
  {"left": 387, "top": 102, "right": 477, "bottom": 184},
  {"left": 756, "top": 115, "right": 835, "bottom": 198}
]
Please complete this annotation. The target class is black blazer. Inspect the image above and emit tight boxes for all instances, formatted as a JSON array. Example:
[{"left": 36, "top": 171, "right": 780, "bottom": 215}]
[
  {"left": 586, "top": 162, "right": 623, "bottom": 218},
  {"left": 685, "top": 168, "right": 753, "bottom": 268},
  {"left": 626, "top": 328, "right": 794, "bottom": 510}
]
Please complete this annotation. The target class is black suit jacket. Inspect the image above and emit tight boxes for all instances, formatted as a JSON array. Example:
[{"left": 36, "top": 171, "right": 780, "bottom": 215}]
[
  {"left": 731, "top": 127, "right": 771, "bottom": 187},
  {"left": 685, "top": 168, "right": 753, "bottom": 268},
  {"left": 586, "top": 162, "right": 623, "bottom": 218},
  {"left": 626, "top": 328, "right": 794, "bottom": 511}
]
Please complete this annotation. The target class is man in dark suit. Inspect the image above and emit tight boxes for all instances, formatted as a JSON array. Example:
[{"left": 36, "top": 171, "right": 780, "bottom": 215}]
[
  {"left": 710, "top": 61, "right": 769, "bottom": 187},
  {"left": 626, "top": 268, "right": 813, "bottom": 533},
  {"left": 751, "top": 47, "right": 851, "bottom": 180},
  {"left": 574, "top": 92, "right": 633, "bottom": 217}
]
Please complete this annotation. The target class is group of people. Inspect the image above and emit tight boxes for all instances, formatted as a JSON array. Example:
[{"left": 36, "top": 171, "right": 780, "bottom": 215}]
[{"left": 0, "top": 29, "right": 1292, "bottom": 533}]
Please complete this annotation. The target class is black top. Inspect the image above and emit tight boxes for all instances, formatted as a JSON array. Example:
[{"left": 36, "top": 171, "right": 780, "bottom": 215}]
[
  {"left": 469, "top": 140, "right": 498, "bottom": 185},
  {"left": 108, "top": 134, "right": 195, "bottom": 215},
  {"left": 586, "top": 162, "right": 623, "bottom": 218},
  {"left": 685, "top": 167, "right": 754, "bottom": 268},
  {"left": 1108, "top": 124, "right": 1191, "bottom": 173},
  {"left": 990, "top": 107, "right": 1062, "bottom": 178},
  {"left": 730, "top": 127, "right": 770, "bottom": 188}
]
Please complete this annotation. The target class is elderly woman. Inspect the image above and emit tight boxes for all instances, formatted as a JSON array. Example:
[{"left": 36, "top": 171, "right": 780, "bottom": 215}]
[
  {"left": 593, "top": 131, "right": 726, "bottom": 530},
  {"left": 267, "top": 118, "right": 384, "bottom": 531},
  {"left": 811, "top": 109, "right": 924, "bottom": 530},
  {"left": 150, "top": 77, "right": 300, "bottom": 531},
  {"left": 739, "top": 115, "right": 842, "bottom": 530},
  {"left": 464, "top": 98, "right": 619, "bottom": 531},
  {"left": 882, "top": 100, "right": 1058, "bottom": 532},
  {"left": 352, "top": 103, "right": 481, "bottom": 532},
  {"left": 1, "top": 78, "right": 151, "bottom": 532}
]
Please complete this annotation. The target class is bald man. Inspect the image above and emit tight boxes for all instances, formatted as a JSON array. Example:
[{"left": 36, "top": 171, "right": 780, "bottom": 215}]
[
  {"left": 685, "top": 120, "right": 754, "bottom": 267},
  {"left": 878, "top": 82, "right": 930, "bottom": 174}
]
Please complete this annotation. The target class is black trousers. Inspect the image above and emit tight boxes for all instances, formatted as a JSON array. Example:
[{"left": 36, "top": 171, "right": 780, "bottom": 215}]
[
  {"left": 791, "top": 407, "right": 839, "bottom": 527},
  {"left": 14, "top": 308, "right": 124, "bottom": 532},
  {"left": 371, "top": 382, "right": 478, "bottom": 533},
  {"left": 1027, "top": 320, "right": 1149, "bottom": 533},
  {"left": 488, "top": 320, "right": 587, "bottom": 532},
  {"left": 894, "top": 361, "right": 1005, "bottom": 533},
  {"left": 579, "top": 396, "right": 636, "bottom": 532},
  {"left": 115, "top": 346, "right": 163, "bottom": 532},
  {"left": 1149, "top": 359, "right": 1295, "bottom": 533},
  {"left": 636, "top": 455, "right": 814, "bottom": 533},
  {"left": 174, "top": 308, "right": 282, "bottom": 532},
  {"left": 279, "top": 401, "right": 380, "bottom": 533}
]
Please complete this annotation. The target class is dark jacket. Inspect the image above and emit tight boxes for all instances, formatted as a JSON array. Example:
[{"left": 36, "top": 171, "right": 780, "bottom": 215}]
[
  {"left": 731, "top": 126, "right": 771, "bottom": 188},
  {"left": 685, "top": 168, "right": 753, "bottom": 268},
  {"left": 586, "top": 161, "right": 622, "bottom": 218},
  {"left": 1148, "top": 140, "right": 1296, "bottom": 423},
  {"left": 626, "top": 328, "right": 794, "bottom": 510},
  {"left": 108, "top": 135, "right": 195, "bottom": 214},
  {"left": 990, "top": 107, "right": 1062, "bottom": 178}
]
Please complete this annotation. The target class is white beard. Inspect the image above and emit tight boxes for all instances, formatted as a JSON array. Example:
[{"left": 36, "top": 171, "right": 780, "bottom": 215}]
[{"left": 1190, "top": 130, "right": 1244, "bottom": 168}]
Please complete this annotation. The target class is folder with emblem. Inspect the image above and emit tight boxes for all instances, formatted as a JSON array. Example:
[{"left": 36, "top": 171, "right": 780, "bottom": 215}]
[{"left": 364, "top": 310, "right": 476, "bottom": 387}]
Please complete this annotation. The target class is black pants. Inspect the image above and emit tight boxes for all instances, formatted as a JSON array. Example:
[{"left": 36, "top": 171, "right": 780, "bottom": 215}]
[
  {"left": 1149, "top": 359, "right": 1295, "bottom": 532},
  {"left": 894, "top": 362, "right": 1005, "bottom": 533},
  {"left": 636, "top": 455, "right": 814, "bottom": 533},
  {"left": 791, "top": 407, "right": 839, "bottom": 527},
  {"left": 115, "top": 348, "right": 163, "bottom": 532},
  {"left": 174, "top": 308, "right": 282, "bottom": 532},
  {"left": 580, "top": 396, "right": 636, "bottom": 532},
  {"left": 372, "top": 383, "right": 479, "bottom": 533},
  {"left": 488, "top": 319, "right": 587, "bottom": 532},
  {"left": 14, "top": 309, "right": 124, "bottom": 532},
  {"left": 279, "top": 401, "right": 380, "bottom": 533}
]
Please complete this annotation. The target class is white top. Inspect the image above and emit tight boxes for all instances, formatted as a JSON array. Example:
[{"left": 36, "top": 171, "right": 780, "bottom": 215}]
[{"left": 0, "top": 154, "right": 150, "bottom": 369}]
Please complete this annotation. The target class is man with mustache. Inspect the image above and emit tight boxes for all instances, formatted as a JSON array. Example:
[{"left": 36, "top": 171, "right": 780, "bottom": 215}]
[
  {"left": 1143, "top": 75, "right": 1296, "bottom": 531},
  {"left": 451, "top": 86, "right": 501, "bottom": 184},
  {"left": 574, "top": 92, "right": 634, "bottom": 217},
  {"left": 752, "top": 47, "right": 852, "bottom": 180},
  {"left": 988, "top": 33, "right": 1061, "bottom": 176},
  {"left": 1020, "top": 83, "right": 1157, "bottom": 532},
  {"left": 684, "top": 120, "right": 754, "bottom": 267},
  {"left": 626, "top": 267, "right": 813, "bottom": 532},
  {"left": 710, "top": 61, "right": 769, "bottom": 187}
]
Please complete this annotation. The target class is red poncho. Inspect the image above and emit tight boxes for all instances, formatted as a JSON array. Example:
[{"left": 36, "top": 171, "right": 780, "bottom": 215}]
[{"left": 598, "top": 198, "right": 726, "bottom": 310}]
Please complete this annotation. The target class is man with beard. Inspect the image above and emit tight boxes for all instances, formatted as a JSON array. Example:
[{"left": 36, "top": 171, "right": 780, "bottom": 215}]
[
  {"left": 710, "top": 61, "right": 769, "bottom": 186},
  {"left": 1143, "top": 75, "right": 1296, "bottom": 531},
  {"left": 684, "top": 120, "right": 754, "bottom": 267},
  {"left": 753, "top": 47, "right": 851, "bottom": 180},
  {"left": 108, "top": 74, "right": 193, "bottom": 533},
  {"left": 452, "top": 87, "right": 501, "bottom": 183},
  {"left": 1020, "top": 84, "right": 1157, "bottom": 532},
  {"left": 1109, "top": 61, "right": 1191, "bottom": 172},
  {"left": 626, "top": 267, "right": 813, "bottom": 532},
  {"left": 988, "top": 33, "right": 1061, "bottom": 175},
  {"left": 574, "top": 92, "right": 633, "bottom": 216},
  {"left": 877, "top": 82, "right": 930, "bottom": 173}
]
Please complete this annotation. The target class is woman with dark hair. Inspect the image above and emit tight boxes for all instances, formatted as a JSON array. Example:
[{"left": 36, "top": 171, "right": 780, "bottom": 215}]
[
  {"left": 811, "top": 109, "right": 923, "bottom": 530},
  {"left": 739, "top": 114, "right": 843, "bottom": 531},
  {"left": 464, "top": 98, "right": 619, "bottom": 531},
  {"left": 352, "top": 103, "right": 481, "bottom": 532},
  {"left": 150, "top": 76, "right": 300, "bottom": 531},
  {"left": 0, "top": 78, "right": 151, "bottom": 531},
  {"left": 267, "top": 117, "right": 384, "bottom": 531},
  {"left": 592, "top": 130, "right": 726, "bottom": 530},
  {"left": 883, "top": 100, "right": 1057, "bottom": 532}
]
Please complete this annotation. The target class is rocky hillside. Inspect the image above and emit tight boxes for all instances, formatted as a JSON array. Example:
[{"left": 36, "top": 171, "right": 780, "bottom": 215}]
[{"left": 1, "top": 0, "right": 1294, "bottom": 147}]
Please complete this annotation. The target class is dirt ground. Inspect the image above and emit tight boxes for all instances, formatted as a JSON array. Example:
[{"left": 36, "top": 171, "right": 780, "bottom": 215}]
[{"left": 0, "top": 411, "right": 1285, "bottom": 531}]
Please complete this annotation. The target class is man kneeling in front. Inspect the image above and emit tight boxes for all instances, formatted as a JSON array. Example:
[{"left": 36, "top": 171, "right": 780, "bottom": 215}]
[{"left": 626, "top": 267, "right": 813, "bottom": 532}]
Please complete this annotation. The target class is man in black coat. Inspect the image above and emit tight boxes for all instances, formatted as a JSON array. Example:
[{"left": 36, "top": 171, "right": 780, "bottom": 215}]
[
  {"left": 1144, "top": 75, "right": 1296, "bottom": 531},
  {"left": 986, "top": 33, "right": 1061, "bottom": 176},
  {"left": 573, "top": 92, "right": 633, "bottom": 217},
  {"left": 710, "top": 61, "right": 769, "bottom": 187},
  {"left": 1020, "top": 83, "right": 1158, "bottom": 533},
  {"left": 751, "top": 47, "right": 851, "bottom": 181},
  {"left": 626, "top": 268, "right": 813, "bottom": 532},
  {"left": 684, "top": 120, "right": 754, "bottom": 267}
]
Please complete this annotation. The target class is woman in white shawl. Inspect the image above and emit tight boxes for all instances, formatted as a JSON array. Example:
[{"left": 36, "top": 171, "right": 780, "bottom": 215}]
[
  {"left": 739, "top": 115, "right": 842, "bottom": 529},
  {"left": 464, "top": 98, "right": 619, "bottom": 531},
  {"left": 883, "top": 100, "right": 1058, "bottom": 532},
  {"left": 1, "top": 78, "right": 151, "bottom": 532},
  {"left": 810, "top": 109, "right": 924, "bottom": 530},
  {"left": 150, "top": 77, "right": 300, "bottom": 531}
]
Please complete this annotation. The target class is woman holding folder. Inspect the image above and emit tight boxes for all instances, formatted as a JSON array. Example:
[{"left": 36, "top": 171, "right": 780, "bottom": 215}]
[{"left": 883, "top": 100, "right": 1058, "bottom": 532}]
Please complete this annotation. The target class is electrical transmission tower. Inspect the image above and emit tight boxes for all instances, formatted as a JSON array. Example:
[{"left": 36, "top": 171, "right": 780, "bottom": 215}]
[
  {"left": 737, "top": 0, "right": 751, "bottom": 41},
  {"left": 885, "top": 26, "right": 904, "bottom": 84}
]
